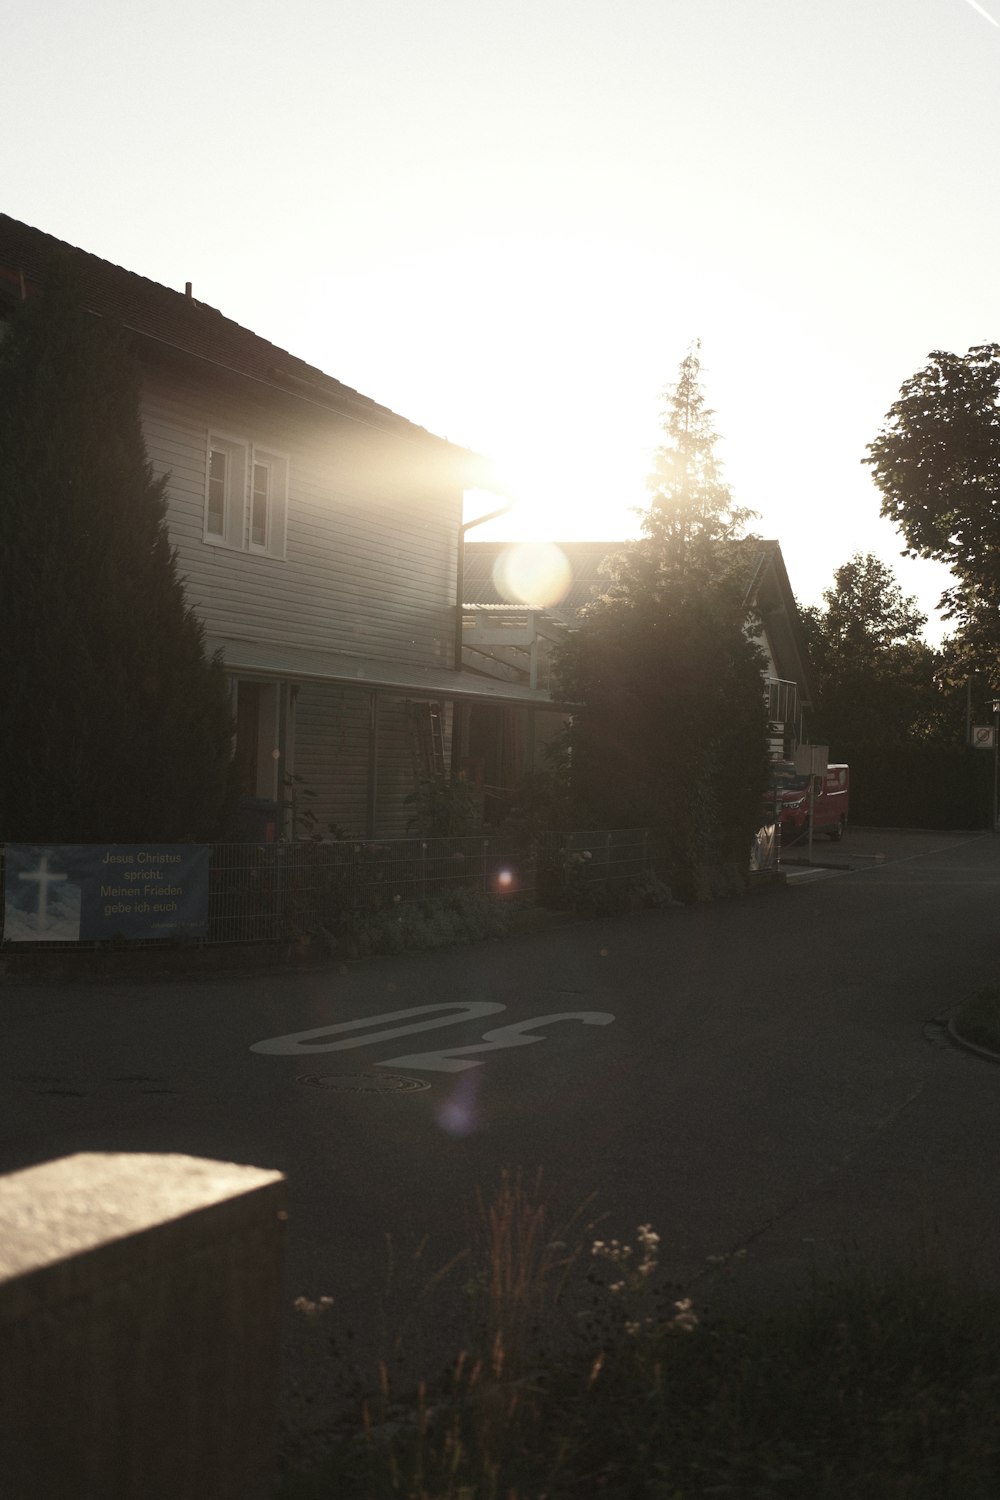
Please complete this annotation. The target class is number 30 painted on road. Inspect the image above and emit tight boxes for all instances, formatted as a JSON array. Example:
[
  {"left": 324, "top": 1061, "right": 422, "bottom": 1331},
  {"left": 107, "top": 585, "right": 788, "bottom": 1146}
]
[{"left": 250, "top": 1001, "right": 615, "bottom": 1072}]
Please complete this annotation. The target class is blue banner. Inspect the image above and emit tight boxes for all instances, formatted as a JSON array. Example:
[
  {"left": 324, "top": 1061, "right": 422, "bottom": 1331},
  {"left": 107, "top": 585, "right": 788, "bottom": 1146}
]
[{"left": 2, "top": 844, "right": 210, "bottom": 943}]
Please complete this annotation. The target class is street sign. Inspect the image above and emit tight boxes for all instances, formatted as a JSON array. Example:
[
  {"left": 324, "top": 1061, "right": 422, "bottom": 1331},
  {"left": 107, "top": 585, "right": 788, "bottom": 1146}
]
[
  {"left": 971, "top": 725, "right": 995, "bottom": 749},
  {"left": 793, "top": 744, "right": 829, "bottom": 776}
]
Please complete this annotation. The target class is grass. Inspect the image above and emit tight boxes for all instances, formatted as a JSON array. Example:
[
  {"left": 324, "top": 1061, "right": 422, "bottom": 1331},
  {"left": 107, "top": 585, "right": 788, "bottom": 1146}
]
[
  {"left": 951, "top": 987, "right": 1000, "bottom": 1053},
  {"left": 277, "top": 1174, "right": 1000, "bottom": 1500}
]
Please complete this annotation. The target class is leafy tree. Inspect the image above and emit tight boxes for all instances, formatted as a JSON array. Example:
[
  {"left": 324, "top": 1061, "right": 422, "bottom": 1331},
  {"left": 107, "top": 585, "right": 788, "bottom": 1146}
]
[
  {"left": 0, "top": 265, "right": 235, "bottom": 842},
  {"left": 556, "top": 347, "right": 770, "bottom": 898},
  {"left": 799, "top": 552, "right": 950, "bottom": 748},
  {"left": 865, "top": 344, "right": 1000, "bottom": 663},
  {"left": 799, "top": 554, "right": 990, "bottom": 828}
]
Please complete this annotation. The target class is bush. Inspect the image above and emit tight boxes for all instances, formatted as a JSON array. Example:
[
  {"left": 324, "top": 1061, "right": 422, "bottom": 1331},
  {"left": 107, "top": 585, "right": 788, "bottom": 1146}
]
[
  {"left": 835, "top": 742, "right": 991, "bottom": 829},
  {"left": 332, "top": 886, "right": 512, "bottom": 958},
  {"left": 406, "top": 774, "right": 484, "bottom": 837}
]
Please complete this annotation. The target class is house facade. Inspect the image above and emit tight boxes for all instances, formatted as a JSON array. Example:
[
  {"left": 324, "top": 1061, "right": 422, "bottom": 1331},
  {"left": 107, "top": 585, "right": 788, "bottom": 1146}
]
[
  {"left": 0, "top": 215, "right": 557, "bottom": 839},
  {"left": 462, "top": 537, "right": 817, "bottom": 812}
]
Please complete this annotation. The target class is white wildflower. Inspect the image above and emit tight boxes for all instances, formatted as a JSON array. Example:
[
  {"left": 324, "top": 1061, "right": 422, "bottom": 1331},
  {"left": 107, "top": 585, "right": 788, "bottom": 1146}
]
[{"left": 669, "top": 1297, "right": 698, "bottom": 1333}]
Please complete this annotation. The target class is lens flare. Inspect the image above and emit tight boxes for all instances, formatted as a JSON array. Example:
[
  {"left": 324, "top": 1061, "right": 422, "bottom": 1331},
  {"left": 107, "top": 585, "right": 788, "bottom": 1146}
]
[
  {"left": 436, "top": 1071, "right": 481, "bottom": 1136},
  {"left": 492, "top": 542, "right": 572, "bottom": 608},
  {"left": 495, "top": 868, "right": 514, "bottom": 890}
]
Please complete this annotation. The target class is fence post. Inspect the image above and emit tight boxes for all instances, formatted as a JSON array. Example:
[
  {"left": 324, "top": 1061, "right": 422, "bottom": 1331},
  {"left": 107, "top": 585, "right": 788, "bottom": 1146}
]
[
  {"left": 606, "top": 831, "right": 612, "bottom": 888},
  {"left": 420, "top": 841, "right": 427, "bottom": 900},
  {"left": 0, "top": 1152, "right": 286, "bottom": 1500},
  {"left": 274, "top": 843, "right": 285, "bottom": 941},
  {"left": 482, "top": 837, "right": 489, "bottom": 894}
]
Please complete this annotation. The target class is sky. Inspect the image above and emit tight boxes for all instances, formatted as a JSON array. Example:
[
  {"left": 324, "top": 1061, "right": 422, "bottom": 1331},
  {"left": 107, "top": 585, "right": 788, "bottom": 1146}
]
[{"left": 6, "top": 0, "right": 1000, "bottom": 641}]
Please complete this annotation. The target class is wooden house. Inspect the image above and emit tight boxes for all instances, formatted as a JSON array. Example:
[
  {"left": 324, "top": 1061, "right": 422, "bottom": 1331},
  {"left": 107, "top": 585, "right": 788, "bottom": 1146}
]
[
  {"left": 0, "top": 215, "right": 558, "bottom": 839},
  {"left": 462, "top": 537, "right": 817, "bottom": 810}
]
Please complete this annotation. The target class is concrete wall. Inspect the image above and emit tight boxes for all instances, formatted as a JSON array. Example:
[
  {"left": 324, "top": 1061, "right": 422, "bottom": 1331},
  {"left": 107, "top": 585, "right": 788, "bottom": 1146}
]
[{"left": 0, "top": 1152, "right": 286, "bottom": 1500}]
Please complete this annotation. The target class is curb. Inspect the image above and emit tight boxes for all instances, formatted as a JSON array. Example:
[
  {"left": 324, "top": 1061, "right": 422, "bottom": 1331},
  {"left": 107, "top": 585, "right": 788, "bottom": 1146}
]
[
  {"left": 947, "top": 1017, "right": 1000, "bottom": 1066},
  {"left": 780, "top": 868, "right": 837, "bottom": 885},
  {"left": 0, "top": 940, "right": 343, "bottom": 986},
  {"left": 0, "top": 906, "right": 581, "bottom": 986}
]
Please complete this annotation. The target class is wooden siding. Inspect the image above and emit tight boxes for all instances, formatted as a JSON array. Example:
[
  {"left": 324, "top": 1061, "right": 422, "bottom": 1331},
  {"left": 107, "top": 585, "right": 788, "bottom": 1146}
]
[
  {"left": 140, "top": 365, "right": 462, "bottom": 669},
  {"left": 293, "top": 685, "right": 449, "bottom": 839},
  {"left": 293, "top": 684, "right": 370, "bottom": 837}
]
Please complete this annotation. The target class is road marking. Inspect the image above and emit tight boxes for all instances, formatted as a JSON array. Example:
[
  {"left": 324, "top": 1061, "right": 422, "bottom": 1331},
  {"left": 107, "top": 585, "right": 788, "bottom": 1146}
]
[
  {"left": 381, "top": 1011, "right": 616, "bottom": 1072},
  {"left": 250, "top": 1002, "right": 616, "bottom": 1070},
  {"left": 249, "top": 1001, "right": 505, "bottom": 1056}
]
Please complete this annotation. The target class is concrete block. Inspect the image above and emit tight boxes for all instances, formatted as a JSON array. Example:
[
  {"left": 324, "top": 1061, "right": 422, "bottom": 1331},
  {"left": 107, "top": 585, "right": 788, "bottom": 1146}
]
[{"left": 0, "top": 1152, "right": 286, "bottom": 1500}]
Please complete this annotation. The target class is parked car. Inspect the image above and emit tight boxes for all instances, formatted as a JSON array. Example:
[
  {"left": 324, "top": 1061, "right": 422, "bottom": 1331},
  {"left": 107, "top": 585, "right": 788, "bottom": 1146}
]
[{"left": 765, "top": 761, "right": 850, "bottom": 843}]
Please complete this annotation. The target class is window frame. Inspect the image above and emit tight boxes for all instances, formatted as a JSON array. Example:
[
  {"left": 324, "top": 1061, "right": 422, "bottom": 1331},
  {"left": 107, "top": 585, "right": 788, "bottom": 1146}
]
[
  {"left": 204, "top": 431, "right": 248, "bottom": 551},
  {"left": 203, "top": 432, "right": 288, "bottom": 559},
  {"left": 247, "top": 444, "right": 290, "bottom": 559}
]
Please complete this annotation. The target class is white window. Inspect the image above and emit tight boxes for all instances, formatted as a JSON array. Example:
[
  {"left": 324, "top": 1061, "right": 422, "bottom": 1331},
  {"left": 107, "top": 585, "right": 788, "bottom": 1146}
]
[
  {"left": 205, "top": 434, "right": 247, "bottom": 550},
  {"left": 248, "top": 448, "right": 289, "bottom": 557},
  {"left": 207, "top": 446, "right": 227, "bottom": 536},
  {"left": 204, "top": 433, "right": 288, "bottom": 559}
]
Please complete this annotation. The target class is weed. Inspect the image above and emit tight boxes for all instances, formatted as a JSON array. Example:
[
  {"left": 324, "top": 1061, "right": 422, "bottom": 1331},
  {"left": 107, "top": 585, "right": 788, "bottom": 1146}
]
[{"left": 280, "top": 1189, "right": 1000, "bottom": 1499}]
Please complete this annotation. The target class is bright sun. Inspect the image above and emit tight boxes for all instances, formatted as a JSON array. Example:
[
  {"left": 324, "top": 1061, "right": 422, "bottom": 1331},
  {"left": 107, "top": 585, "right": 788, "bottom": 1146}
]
[{"left": 489, "top": 540, "right": 575, "bottom": 606}]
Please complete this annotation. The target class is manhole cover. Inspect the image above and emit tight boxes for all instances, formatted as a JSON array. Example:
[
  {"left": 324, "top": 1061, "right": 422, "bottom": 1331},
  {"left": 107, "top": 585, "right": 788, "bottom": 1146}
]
[
  {"left": 297, "top": 1072, "right": 431, "bottom": 1094},
  {"left": 923, "top": 1020, "right": 951, "bottom": 1049}
]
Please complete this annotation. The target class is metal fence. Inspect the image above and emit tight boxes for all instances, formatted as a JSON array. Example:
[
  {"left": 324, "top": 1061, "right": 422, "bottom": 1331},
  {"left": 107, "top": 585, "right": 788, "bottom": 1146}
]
[
  {"left": 208, "top": 834, "right": 537, "bottom": 944},
  {"left": 537, "top": 828, "right": 663, "bottom": 894},
  {"left": 0, "top": 830, "right": 669, "bottom": 948},
  {"left": 208, "top": 829, "right": 666, "bottom": 944},
  {"left": 0, "top": 824, "right": 789, "bottom": 948}
]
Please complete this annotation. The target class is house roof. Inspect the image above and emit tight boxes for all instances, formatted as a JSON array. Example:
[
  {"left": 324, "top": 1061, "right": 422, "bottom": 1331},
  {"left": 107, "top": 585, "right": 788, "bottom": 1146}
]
[
  {"left": 463, "top": 540, "right": 623, "bottom": 623},
  {"left": 465, "top": 536, "right": 817, "bottom": 707},
  {"left": 207, "top": 635, "right": 571, "bottom": 711},
  {"left": 0, "top": 214, "right": 492, "bottom": 477}
]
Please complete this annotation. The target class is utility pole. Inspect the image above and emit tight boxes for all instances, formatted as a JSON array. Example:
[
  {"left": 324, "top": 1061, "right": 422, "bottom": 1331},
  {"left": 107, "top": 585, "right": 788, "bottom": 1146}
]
[{"left": 993, "top": 698, "right": 999, "bottom": 835}]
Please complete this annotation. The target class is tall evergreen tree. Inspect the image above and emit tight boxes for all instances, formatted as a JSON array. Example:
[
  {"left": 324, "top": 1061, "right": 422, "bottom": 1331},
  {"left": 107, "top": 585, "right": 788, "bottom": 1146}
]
[
  {"left": 0, "top": 265, "right": 235, "bottom": 841},
  {"left": 556, "top": 347, "right": 769, "bottom": 898},
  {"left": 641, "top": 342, "right": 757, "bottom": 579}
]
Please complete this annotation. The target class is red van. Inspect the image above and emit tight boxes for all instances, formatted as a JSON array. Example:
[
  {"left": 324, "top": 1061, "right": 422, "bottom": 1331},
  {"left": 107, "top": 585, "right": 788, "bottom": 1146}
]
[{"left": 766, "top": 761, "right": 850, "bottom": 843}]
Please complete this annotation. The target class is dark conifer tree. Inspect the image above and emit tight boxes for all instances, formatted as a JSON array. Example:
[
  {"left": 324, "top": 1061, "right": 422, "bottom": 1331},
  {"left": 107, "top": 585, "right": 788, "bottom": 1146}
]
[
  {"left": 555, "top": 346, "right": 770, "bottom": 898},
  {"left": 0, "top": 264, "right": 235, "bottom": 841}
]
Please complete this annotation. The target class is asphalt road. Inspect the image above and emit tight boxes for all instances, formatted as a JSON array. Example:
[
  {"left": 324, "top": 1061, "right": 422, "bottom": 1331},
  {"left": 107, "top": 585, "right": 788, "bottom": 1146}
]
[{"left": 4, "top": 826, "right": 1000, "bottom": 1456}]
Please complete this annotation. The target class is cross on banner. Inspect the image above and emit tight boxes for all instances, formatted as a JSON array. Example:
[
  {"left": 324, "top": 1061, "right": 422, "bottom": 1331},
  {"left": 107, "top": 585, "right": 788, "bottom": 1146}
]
[{"left": 18, "top": 853, "right": 68, "bottom": 933}]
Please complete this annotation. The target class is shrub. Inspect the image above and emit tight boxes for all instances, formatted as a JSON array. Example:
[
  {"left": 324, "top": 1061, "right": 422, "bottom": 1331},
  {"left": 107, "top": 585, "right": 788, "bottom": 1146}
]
[{"left": 332, "top": 886, "right": 512, "bottom": 958}]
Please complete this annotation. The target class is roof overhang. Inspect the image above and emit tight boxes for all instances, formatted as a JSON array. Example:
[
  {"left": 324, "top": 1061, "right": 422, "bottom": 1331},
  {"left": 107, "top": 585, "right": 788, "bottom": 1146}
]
[{"left": 208, "top": 635, "right": 572, "bottom": 711}]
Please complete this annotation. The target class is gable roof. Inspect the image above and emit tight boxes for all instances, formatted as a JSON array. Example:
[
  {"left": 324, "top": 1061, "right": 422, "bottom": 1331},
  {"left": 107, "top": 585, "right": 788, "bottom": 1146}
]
[{"left": 0, "top": 214, "right": 491, "bottom": 476}]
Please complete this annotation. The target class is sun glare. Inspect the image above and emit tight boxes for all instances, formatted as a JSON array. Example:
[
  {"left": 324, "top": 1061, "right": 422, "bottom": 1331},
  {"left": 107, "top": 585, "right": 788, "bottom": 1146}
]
[{"left": 491, "top": 541, "right": 573, "bottom": 607}]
